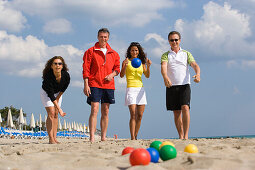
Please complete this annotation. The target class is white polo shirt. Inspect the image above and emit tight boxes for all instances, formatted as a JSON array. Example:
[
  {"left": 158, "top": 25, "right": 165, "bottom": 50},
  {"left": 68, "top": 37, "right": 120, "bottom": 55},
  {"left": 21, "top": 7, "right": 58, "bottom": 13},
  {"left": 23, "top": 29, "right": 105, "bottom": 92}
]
[{"left": 161, "top": 48, "right": 195, "bottom": 86}]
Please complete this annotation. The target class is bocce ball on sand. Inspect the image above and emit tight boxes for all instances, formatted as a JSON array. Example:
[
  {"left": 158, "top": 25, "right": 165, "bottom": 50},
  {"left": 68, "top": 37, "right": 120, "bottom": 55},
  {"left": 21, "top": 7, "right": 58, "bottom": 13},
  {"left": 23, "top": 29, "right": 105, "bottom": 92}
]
[
  {"left": 159, "top": 145, "right": 177, "bottom": 161},
  {"left": 129, "top": 148, "right": 151, "bottom": 166},
  {"left": 184, "top": 144, "right": 198, "bottom": 153},
  {"left": 131, "top": 58, "right": 142, "bottom": 68},
  {"left": 159, "top": 141, "right": 175, "bottom": 150},
  {"left": 122, "top": 147, "right": 135, "bottom": 155},
  {"left": 146, "top": 148, "right": 160, "bottom": 163},
  {"left": 150, "top": 141, "right": 162, "bottom": 151}
]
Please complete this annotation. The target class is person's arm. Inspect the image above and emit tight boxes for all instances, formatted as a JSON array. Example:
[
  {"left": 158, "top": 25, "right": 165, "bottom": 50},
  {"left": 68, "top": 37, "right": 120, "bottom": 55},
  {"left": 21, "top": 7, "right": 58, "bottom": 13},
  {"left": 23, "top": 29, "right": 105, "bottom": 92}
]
[
  {"left": 190, "top": 61, "right": 200, "bottom": 83},
  {"left": 83, "top": 50, "right": 92, "bottom": 96},
  {"left": 161, "top": 61, "right": 172, "bottom": 87},
  {"left": 120, "top": 58, "right": 129, "bottom": 78},
  {"left": 52, "top": 98, "right": 66, "bottom": 117},
  {"left": 83, "top": 78, "right": 91, "bottom": 96},
  {"left": 105, "top": 53, "right": 120, "bottom": 81},
  {"left": 143, "top": 58, "right": 152, "bottom": 78}
]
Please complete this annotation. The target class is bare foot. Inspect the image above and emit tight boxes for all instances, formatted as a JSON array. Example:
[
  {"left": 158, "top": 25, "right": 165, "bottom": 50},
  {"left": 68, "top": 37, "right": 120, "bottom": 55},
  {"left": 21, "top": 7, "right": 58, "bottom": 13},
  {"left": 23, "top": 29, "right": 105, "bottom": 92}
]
[
  {"left": 55, "top": 140, "right": 61, "bottom": 144},
  {"left": 49, "top": 141, "right": 57, "bottom": 144},
  {"left": 90, "top": 136, "right": 95, "bottom": 143}
]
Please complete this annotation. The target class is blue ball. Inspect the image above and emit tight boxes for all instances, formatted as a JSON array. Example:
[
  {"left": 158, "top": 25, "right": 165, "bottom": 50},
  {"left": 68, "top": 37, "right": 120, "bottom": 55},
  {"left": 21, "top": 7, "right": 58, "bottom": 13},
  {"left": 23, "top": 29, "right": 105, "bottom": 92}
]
[
  {"left": 131, "top": 58, "right": 142, "bottom": 68},
  {"left": 147, "top": 147, "right": 160, "bottom": 163}
]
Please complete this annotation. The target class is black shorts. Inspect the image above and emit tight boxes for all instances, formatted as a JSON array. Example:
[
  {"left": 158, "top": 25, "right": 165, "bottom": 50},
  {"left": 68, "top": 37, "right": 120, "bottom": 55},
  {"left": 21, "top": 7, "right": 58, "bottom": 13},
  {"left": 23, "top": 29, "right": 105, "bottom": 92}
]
[
  {"left": 166, "top": 84, "right": 191, "bottom": 111},
  {"left": 87, "top": 87, "right": 115, "bottom": 105}
]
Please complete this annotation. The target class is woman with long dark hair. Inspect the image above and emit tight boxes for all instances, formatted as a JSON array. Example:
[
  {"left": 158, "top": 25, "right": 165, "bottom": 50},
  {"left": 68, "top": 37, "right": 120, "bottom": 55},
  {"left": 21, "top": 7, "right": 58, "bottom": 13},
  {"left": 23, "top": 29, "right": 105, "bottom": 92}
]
[
  {"left": 120, "top": 42, "right": 152, "bottom": 140},
  {"left": 40, "top": 56, "right": 70, "bottom": 144}
]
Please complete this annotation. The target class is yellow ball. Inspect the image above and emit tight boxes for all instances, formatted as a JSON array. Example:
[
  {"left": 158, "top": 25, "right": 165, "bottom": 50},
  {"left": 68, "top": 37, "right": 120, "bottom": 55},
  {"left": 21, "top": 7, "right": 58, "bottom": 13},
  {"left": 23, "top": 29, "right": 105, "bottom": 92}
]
[
  {"left": 184, "top": 144, "right": 198, "bottom": 153},
  {"left": 159, "top": 141, "right": 175, "bottom": 150}
]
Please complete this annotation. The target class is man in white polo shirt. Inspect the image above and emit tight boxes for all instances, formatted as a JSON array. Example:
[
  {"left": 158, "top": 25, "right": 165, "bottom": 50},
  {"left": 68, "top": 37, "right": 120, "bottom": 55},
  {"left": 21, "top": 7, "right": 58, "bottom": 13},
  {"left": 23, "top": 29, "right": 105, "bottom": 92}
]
[{"left": 161, "top": 31, "right": 200, "bottom": 139}]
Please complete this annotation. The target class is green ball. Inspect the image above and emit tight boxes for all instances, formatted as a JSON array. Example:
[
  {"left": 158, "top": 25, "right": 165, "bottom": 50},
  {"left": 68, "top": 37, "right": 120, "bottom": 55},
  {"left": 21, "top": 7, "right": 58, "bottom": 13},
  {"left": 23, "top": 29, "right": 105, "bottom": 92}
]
[
  {"left": 150, "top": 141, "right": 162, "bottom": 152},
  {"left": 159, "top": 145, "right": 177, "bottom": 161}
]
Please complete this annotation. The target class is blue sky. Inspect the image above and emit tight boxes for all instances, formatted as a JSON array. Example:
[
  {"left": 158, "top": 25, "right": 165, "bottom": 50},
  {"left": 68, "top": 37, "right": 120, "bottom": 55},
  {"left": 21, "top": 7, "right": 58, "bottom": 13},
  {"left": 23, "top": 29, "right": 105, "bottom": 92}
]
[{"left": 0, "top": 0, "right": 255, "bottom": 139}]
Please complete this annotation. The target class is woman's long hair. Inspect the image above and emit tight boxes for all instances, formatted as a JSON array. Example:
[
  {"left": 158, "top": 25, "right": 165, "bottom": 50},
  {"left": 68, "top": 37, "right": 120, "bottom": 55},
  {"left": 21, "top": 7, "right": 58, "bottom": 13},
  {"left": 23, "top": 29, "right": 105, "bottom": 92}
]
[
  {"left": 42, "top": 56, "right": 69, "bottom": 79},
  {"left": 126, "top": 42, "right": 147, "bottom": 64}
]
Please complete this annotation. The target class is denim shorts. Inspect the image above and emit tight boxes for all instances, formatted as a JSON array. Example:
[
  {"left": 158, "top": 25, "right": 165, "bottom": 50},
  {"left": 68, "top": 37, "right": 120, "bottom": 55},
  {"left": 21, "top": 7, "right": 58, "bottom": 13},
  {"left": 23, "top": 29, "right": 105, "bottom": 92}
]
[{"left": 87, "top": 87, "right": 115, "bottom": 105}]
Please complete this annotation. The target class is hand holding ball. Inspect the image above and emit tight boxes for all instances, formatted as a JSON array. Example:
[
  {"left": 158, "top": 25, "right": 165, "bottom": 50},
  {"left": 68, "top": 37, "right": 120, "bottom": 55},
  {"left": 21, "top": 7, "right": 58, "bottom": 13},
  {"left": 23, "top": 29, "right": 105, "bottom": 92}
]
[{"left": 131, "top": 58, "right": 142, "bottom": 68}]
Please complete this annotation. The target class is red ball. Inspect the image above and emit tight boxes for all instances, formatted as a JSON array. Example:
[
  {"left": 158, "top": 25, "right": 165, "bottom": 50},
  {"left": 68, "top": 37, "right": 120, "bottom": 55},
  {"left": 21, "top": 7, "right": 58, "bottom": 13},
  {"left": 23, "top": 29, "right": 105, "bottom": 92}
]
[
  {"left": 122, "top": 147, "right": 135, "bottom": 155},
  {"left": 129, "top": 148, "right": 151, "bottom": 166}
]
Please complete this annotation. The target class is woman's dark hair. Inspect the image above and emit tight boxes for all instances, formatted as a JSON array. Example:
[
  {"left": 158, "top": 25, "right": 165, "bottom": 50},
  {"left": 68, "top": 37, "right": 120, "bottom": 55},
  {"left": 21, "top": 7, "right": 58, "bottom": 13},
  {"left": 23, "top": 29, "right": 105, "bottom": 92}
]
[
  {"left": 42, "top": 56, "right": 69, "bottom": 79},
  {"left": 126, "top": 42, "right": 147, "bottom": 64}
]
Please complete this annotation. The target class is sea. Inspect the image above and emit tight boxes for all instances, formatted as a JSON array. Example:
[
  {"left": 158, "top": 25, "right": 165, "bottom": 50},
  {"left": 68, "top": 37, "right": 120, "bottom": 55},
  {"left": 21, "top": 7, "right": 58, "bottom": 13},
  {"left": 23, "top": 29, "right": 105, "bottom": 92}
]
[{"left": 167, "top": 135, "right": 255, "bottom": 139}]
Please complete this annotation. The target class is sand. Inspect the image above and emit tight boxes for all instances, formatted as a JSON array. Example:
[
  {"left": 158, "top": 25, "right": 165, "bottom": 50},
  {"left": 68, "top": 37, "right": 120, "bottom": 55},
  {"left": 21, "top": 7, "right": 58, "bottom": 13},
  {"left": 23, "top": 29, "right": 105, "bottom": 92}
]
[{"left": 0, "top": 137, "right": 255, "bottom": 170}]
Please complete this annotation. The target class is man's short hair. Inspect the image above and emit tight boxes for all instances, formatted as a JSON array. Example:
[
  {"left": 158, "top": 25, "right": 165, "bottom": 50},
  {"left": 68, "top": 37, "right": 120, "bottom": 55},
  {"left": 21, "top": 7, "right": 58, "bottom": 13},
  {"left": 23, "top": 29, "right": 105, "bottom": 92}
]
[
  {"left": 98, "top": 28, "right": 110, "bottom": 37},
  {"left": 168, "top": 31, "right": 181, "bottom": 40}
]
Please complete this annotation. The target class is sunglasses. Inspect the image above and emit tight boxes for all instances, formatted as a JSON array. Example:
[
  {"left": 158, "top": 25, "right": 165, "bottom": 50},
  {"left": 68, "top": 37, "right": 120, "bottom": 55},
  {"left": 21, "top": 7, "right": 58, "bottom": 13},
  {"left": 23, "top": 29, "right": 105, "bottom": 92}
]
[
  {"left": 169, "top": 39, "right": 179, "bottom": 42},
  {"left": 53, "top": 62, "right": 63, "bottom": 66}
]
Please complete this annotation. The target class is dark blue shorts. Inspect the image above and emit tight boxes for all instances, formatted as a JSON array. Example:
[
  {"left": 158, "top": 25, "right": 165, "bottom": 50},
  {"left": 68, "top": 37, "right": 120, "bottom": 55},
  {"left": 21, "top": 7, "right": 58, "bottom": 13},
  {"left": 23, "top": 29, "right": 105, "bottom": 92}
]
[
  {"left": 87, "top": 87, "right": 115, "bottom": 105},
  {"left": 166, "top": 84, "right": 191, "bottom": 111}
]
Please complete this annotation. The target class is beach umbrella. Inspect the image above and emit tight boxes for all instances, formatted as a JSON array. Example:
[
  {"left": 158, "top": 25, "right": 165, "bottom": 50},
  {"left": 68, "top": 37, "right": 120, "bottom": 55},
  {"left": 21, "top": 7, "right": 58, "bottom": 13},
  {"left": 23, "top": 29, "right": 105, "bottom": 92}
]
[
  {"left": 63, "top": 119, "right": 67, "bottom": 130},
  {"left": 58, "top": 119, "right": 62, "bottom": 130},
  {"left": 30, "top": 113, "right": 35, "bottom": 128},
  {"left": 39, "top": 114, "right": 42, "bottom": 128},
  {"left": 71, "top": 122, "right": 74, "bottom": 129},
  {"left": 0, "top": 113, "right": 2, "bottom": 123},
  {"left": 36, "top": 120, "right": 39, "bottom": 127},
  {"left": 83, "top": 124, "right": 86, "bottom": 133},
  {"left": 68, "top": 122, "right": 72, "bottom": 131},
  {"left": 23, "top": 117, "right": 26, "bottom": 127},
  {"left": 87, "top": 126, "right": 90, "bottom": 133},
  {"left": 19, "top": 108, "right": 25, "bottom": 124},
  {"left": 74, "top": 122, "right": 77, "bottom": 131},
  {"left": 23, "top": 118, "right": 27, "bottom": 130},
  {"left": 44, "top": 115, "right": 47, "bottom": 128},
  {"left": 7, "top": 109, "right": 14, "bottom": 128}
]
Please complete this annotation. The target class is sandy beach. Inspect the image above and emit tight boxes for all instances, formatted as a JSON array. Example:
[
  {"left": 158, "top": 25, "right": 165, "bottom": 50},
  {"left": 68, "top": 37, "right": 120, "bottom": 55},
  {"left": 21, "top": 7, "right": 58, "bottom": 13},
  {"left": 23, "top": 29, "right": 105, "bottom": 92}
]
[{"left": 0, "top": 137, "right": 255, "bottom": 170}]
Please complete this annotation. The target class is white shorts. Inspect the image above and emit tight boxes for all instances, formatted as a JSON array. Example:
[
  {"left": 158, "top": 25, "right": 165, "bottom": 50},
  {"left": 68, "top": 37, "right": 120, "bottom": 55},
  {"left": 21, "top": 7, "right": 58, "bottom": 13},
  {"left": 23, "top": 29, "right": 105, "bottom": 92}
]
[
  {"left": 125, "top": 87, "right": 147, "bottom": 106},
  {"left": 40, "top": 88, "right": 62, "bottom": 107}
]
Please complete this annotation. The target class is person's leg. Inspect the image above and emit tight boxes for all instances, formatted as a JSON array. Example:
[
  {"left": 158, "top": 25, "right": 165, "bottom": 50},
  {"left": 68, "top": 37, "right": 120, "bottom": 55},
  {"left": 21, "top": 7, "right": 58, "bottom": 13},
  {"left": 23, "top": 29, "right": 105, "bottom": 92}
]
[
  {"left": 53, "top": 107, "right": 59, "bottom": 143},
  {"left": 46, "top": 107, "right": 56, "bottom": 144},
  {"left": 181, "top": 105, "right": 190, "bottom": 139},
  {"left": 134, "top": 105, "right": 145, "bottom": 139},
  {"left": 173, "top": 110, "right": 184, "bottom": 139},
  {"left": 101, "top": 103, "right": 110, "bottom": 141},
  {"left": 89, "top": 102, "right": 99, "bottom": 142},
  {"left": 128, "top": 104, "right": 136, "bottom": 140}
]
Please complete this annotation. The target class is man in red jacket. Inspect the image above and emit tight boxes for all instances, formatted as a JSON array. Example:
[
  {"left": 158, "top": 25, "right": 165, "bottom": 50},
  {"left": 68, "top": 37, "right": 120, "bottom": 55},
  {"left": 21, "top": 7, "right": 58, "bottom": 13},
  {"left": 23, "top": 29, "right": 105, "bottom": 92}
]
[{"left": 83, "top": 28, "right": 120, "bottom": 142}]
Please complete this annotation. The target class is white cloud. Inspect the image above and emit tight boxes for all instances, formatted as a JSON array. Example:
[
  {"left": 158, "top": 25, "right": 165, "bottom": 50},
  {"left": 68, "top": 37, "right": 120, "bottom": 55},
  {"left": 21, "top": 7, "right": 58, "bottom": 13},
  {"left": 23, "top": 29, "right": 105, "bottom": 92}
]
[
  {"left": 71, "top": 80, "right": 83, "bottom": 88},
  {"left": 227, "top": 60, "right": 255, "bottom": 69},
  {"left": 174, "top": 1, "right": 254, "bottom": 58},
  {"left": 0, "top": 30, "right": 83, "bottom": 78},
  {"left": 144, "top": 33, "right": 169, "bottom": 58},
  {"left": 43, "top": 18, "right": 72, "bottom": 34},
  {"left": 10, "top": 0, "right": 176, "bottom": 27},
  {"left": 0, "top": 0, "right": 26, "bottom": 32},
  {"left": 142, "top": 1, "right": 255, "bottom": 66}
]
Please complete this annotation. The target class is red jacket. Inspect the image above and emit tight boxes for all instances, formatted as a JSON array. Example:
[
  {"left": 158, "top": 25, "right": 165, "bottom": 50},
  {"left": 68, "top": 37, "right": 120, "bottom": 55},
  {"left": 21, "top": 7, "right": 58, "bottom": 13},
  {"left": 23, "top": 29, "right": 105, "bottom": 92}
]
[{"left": 82, "top": 42, "right": 120, "bottom": 89}]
